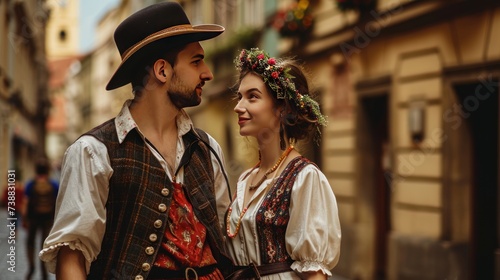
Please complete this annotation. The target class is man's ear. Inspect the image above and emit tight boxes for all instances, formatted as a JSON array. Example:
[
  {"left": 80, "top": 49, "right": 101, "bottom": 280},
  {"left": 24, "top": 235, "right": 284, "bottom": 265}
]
[{"left": 153, "top": 59, "right": 171, "bottom": 82}]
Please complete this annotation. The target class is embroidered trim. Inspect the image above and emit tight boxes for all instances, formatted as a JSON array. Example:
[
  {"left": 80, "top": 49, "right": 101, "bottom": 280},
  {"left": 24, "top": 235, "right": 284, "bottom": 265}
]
[{"left": 290, "top": 260, "right": 332, "bottom": 276}]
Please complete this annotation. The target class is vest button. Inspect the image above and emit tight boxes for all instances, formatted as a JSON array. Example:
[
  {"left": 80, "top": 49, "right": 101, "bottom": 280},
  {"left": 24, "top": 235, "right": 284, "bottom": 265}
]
[
  {"left": 141, "top": 263, "right": 151, "bottom": 271},
  {"left": 158, "top": 203, "right": 167, "bottom": 212},
  {"left": 135, "top": 275, "right": 144, "bottom": 280},
  {"left": 149, "top": 233, "right": 158, "bottom": 242},
  {"left": 154, "top": 219, "right": 163, "bottom": 228},
  {"left": 161, "top": 188, "right": 170, "bottom": 196},
  {"left": 145, "top": 246, "right": 155, "bottom": 255}
]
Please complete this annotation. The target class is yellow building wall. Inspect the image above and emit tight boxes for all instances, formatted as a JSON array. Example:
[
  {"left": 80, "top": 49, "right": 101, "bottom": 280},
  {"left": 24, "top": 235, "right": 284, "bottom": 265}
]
[
  {"left": 393, "top": 51, "right": 444, "bottom": 239},
  {"left": 340, "top": 6, "right": 500, "bottom": 240},
  {"left": 312, "top": 3, "right": 500, "bottom": 278},
  {"left": 323, "top": 119, "right": 356, "bottom": 224}
]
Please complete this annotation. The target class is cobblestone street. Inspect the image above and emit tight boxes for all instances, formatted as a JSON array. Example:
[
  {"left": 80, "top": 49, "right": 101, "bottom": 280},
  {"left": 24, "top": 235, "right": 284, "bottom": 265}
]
[{"left": 0, "top": 209, "right": 55, "bottom": 280}]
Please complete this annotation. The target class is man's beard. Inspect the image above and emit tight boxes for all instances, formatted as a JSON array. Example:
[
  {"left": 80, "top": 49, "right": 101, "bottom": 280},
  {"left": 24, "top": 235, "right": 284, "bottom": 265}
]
[{"left": 168, "top": 72, "right": 201, "bottom": 109}]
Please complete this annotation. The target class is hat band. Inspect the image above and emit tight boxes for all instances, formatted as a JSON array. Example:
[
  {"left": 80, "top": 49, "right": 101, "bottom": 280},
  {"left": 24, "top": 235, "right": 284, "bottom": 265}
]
[{"left": 121, "top": 24, "right": 193, "bottom": 61}]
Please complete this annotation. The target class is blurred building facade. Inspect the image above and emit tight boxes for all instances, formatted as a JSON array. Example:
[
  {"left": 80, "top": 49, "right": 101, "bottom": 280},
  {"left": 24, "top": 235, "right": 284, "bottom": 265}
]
[
  {"left": 0, "top": 0, "right": 50, "bottom": 181},
  {"left": 278, "top": 0, "right": 499, "bottom": 279},
  {"left": 45, "top": 0, "right": 79, "bottom": 59},
  {"left": 199, "top": 0, "right": 500, "bottom": 279},
  {"left": 33, "top": 0, "right": 500, "bottom": 279},
  {"left": 45, "top": 0, "right": 80, "bottom": 172}
]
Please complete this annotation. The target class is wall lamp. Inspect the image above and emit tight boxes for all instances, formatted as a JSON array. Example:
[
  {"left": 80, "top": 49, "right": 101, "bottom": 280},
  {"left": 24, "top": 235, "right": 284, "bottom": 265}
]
[{"left": 409, "top": 99, "right": 426, "bottom": 145}]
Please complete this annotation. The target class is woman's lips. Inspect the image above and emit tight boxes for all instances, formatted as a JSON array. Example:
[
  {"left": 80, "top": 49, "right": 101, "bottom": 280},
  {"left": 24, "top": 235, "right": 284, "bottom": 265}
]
[{"left": 238, "top": 117, "right": 249, "bottom": 125}]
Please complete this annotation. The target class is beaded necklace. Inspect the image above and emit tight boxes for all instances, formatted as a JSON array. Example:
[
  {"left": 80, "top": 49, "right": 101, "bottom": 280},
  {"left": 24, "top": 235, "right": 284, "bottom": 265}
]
[
  {"left": 226, "top": 145, "right": 294, "bottom": 238},
  {"left": 247, "top": 145, "right": 294, "bottom": 190}
]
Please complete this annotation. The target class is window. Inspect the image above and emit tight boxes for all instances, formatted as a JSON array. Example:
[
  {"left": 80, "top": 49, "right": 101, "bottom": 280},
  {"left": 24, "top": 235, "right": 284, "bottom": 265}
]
[{"left": 59, "top": 29, "right": 66, "bottom": 42}]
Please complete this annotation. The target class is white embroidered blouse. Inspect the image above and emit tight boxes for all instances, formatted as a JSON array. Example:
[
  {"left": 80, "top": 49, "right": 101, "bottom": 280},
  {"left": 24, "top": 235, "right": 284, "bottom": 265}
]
[{"left": 225, "top": 159, "right": 341, "bottom": 279}]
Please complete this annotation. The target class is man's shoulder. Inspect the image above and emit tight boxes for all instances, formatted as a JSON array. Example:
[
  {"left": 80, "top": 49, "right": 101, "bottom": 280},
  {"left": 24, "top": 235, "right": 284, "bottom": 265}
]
[
  {"left": 193, "top": 128, "right": 223, "bottom": 145},
  {"left": 193, "top": 128, "right": 209, "bottom": 143},
  {"left": 192, "top": 128, "right": 224, "bottom": 154},
  {"left": 84, "top": 118, "right": 116, "bottom": 137},
  {"left": 63, "top": 133, "right": 110, "bottom": 163},
  {"left": 70, "top": 118, "right": 117, "bottom": 148}
]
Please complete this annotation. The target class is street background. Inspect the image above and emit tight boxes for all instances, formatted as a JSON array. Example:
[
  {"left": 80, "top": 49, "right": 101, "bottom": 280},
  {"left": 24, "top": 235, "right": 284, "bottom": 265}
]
[
  {"left": 1, "top": 0, "right": 499, "bottom": 279},
  {"left": 0, "top": 209, "right": 55, "bottom": 280}
]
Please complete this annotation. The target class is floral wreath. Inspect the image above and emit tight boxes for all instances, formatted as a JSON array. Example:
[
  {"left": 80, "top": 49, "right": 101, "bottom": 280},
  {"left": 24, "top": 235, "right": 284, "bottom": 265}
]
[{"left": 234, "top": 48, "right": 327, "bottom": 131}]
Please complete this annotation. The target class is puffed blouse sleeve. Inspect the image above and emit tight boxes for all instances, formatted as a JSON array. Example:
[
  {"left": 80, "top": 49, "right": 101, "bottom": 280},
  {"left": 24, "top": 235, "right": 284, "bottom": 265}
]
[
  {"left": 286, "top": 164, "right": 341, "bottom": 276},
  {"left": 39, "top": 136, "right": 112, "bottom": 274}
]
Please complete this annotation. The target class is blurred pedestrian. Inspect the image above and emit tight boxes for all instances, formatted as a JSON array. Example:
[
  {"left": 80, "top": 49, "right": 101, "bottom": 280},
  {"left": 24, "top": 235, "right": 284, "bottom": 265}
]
[
  {"left": 24, "top": 158, "right": 59, "bottom": 280},
  {"left": 225, "top": 48, "right": 341, "bottom": 279},
  {"left": 39, "top": 2, "right": 232, "bottom": 280}
]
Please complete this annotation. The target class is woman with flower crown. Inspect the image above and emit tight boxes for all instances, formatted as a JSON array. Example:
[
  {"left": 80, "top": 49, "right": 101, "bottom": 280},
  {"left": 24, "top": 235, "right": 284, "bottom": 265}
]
[{"left": 225, "top": 48, "right": 341, "bottom": 280}]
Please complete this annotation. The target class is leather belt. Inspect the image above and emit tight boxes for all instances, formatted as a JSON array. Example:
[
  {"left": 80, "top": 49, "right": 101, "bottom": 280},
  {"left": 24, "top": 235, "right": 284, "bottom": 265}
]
[
  {"left": 225, "top": 261, "right": 293, "bottom": 280},
  {"left": 148, "top": 264, "right": 217, "bottom": 279}
]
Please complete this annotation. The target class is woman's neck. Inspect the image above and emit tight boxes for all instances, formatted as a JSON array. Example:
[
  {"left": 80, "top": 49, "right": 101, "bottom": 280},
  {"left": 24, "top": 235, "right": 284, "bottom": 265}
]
[{"left": 258, "top": 141, "right": 289, "bottom": 171}]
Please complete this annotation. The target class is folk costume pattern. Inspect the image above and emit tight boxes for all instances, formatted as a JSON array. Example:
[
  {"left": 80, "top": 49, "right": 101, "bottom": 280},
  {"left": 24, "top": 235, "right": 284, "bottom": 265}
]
[
  {"left": 154, "top": 181, "right": 217, "bottom": 269},
  {"left": 256, "top": 157, "right": 312, "bottom": 264},
  {"left": 228, "top": 47, "right": 341, "bottom": 278},
  {"left": 84, "top": 119, "right": 224, "bottom": 279},
  {"left": 225, "top": 155, "right": 341, "bottom": 278},
  {"left": 39, "top": 101, "right": 232, "bottom": 279}
]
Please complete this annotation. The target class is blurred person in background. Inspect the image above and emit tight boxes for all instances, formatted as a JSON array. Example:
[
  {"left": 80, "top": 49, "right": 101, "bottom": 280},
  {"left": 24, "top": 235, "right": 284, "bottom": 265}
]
[
  {"left": 225, "top": 48, "right": 341, "bottom": 280},
  {"left": 39, "top": 2, "right": 232, "bottom": 280},
  {"left": 23, "top": 158, "right": 59, "bottom": 280}
]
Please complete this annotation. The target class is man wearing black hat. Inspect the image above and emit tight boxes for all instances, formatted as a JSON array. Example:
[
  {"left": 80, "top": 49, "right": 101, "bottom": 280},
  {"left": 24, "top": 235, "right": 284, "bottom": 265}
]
[{"left": 40, "top": 2, "right": 232, "bottom": 279}]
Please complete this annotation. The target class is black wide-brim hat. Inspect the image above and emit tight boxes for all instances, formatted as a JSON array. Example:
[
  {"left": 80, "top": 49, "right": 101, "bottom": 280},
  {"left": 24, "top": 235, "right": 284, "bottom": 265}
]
[{"left": 106, "top": 1, "right": 224, "bottom": 90}]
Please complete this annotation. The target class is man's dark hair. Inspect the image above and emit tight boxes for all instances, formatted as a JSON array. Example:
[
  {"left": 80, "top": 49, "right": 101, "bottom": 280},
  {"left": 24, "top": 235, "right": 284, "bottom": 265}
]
[{"left": 130, "top": 40, "right": 187, "bottom": 94}]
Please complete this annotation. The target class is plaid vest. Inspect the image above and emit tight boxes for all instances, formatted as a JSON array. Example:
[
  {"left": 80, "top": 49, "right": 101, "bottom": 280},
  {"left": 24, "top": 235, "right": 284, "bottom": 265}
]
[{"left": 84, "top": 119, "right": 227, "bottom": 279}]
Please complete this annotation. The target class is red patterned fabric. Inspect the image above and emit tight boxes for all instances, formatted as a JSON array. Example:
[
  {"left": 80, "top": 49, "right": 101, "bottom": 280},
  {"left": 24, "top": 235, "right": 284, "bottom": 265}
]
[{"left": 154, "top": 182, "right": 218, "bottom": 271}]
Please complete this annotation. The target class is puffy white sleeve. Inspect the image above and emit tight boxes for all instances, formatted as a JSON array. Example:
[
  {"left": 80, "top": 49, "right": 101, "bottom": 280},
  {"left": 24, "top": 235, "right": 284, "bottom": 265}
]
[
  {"left": 286, "top": 164, "right": 341, "bottom": 276},
  {"left": 207, "top": 133, "right": 231, "bottom": 228},
  {"left": 39, "top": 136, "right": 112, "bottom": 274}
]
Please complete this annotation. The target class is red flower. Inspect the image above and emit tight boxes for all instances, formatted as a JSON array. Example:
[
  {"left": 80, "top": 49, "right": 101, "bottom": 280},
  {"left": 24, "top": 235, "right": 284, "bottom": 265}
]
[
  {"left": 268, "top": 58, "right": 276, "bottom": 65},
  {"left": 271, "top": 72, "right": 279, "bottom": 79},
  {"left": 257, "top": 53, "right": 265, "bottom": 60}
]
